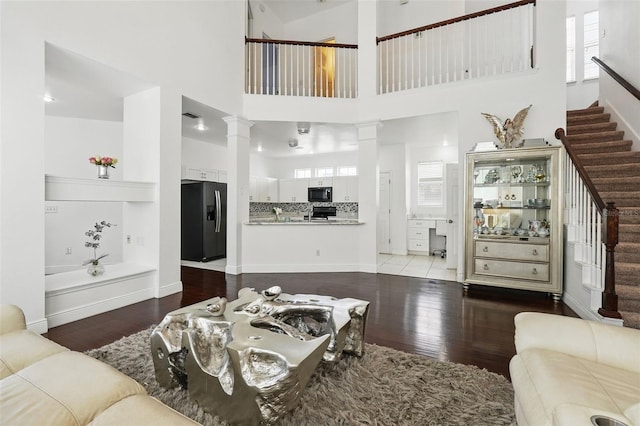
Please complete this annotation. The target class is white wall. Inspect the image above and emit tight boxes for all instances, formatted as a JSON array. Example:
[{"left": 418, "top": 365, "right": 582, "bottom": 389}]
[
  {"left": 377, "top": 0, "right": 463, "bottom": 37},
  {"left": 283, "top": 2, "right": 358, "bottom": 44},
  {"left": 566, "top": 0, "right": 600, "bottom": 110},
  {"left": 182, "top": 138, "right": 229, "bottom": 173},
  {"left": 44, "top": 116, "right": 124, "bottom": 274},
  {"left": 268, "top": 151, "right": 359, "bottom": 179},
  {"left": 1, "top": 0, "right": 245, "bottom": 329},
  {"left": 599, "top": 0, "right": 640, "bottom": 149}
]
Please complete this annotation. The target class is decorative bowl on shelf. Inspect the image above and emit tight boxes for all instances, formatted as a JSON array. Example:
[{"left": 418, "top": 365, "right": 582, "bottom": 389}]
[{"left": 527, "top": 198, "right": 549, "bottom": 207}]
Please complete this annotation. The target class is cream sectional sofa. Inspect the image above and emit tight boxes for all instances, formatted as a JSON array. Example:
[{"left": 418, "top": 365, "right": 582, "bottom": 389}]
[
  {"left": 510, "top": 312, "right": 640, "bottom": 426},
  {"left": 0, "top": 304, "right": 198, "bottom": 425}
]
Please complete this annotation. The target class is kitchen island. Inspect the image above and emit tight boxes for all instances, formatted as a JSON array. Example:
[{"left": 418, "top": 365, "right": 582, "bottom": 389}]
[{"left": 241, "top": 215, "right": 371, "bottom": 274}]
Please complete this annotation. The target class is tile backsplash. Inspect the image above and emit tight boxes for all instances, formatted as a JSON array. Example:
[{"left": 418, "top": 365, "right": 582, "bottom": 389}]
[{"left": 250, "top": 202, "right": 358, "bottom": 217}]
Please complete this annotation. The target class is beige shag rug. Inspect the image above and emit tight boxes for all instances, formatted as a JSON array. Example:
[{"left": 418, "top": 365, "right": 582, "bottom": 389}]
[{"left": 86, "top": 326, "right": 515, "bottom": 425}]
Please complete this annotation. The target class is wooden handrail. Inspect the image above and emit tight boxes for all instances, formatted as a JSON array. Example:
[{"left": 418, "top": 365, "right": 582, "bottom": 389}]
[
  {"left": 245, "top": 37, "right": 357, "bottom": 50},
  {"left": 556, "top": 127, "right": 621, "bottom": 320},
  {"left": 592, "top": 57, "right": 640, "bottom": 102},
  {"left": 376, "top": 0, "right": 536, "bottom": 43},
  {"left": 555, "top": 128, "right": 606, "bottom": 213}
]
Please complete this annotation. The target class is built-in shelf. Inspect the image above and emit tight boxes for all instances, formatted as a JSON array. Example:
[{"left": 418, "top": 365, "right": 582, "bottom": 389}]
[
  {"left": 45, "top": 262, "right": 157, "bottom": 328},
  {"left": 45, "top": 175, "right": 156, "bottom": 202},
  {"left": 45, "top": 262, "right": 156, "bottom": 294}
]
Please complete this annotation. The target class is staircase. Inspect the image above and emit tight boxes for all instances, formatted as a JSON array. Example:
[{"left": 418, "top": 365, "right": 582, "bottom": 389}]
[{"left": 566, "top": 104, "right": 640, "bottom": 329}]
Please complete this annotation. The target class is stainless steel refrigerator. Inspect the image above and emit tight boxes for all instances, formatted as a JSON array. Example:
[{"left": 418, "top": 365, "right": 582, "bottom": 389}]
[{"left": 181, "top": 181, "right": 227, "bottom": 262}]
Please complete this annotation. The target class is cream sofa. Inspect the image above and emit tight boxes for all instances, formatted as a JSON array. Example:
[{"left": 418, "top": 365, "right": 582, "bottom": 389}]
[
  {"left": 0, "top": 304, "right": 198, "bottom": 425},
  {"left": 510, "top": 312, "right": 640, "bottom": 426}
]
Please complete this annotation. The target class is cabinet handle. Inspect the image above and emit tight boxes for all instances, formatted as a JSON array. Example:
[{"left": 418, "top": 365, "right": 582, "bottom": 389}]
[
  {"left": 483, "top": 264, "right": 489, "bottom": 271},
  {"left": 482, "top": 246, "right": 488, "bottom": 252},
  {"left": 532, "top": 268, "right": 538, "bottom": 275},
  {"left": 532, "top": 249, "right": 538, "bottom": 256}
]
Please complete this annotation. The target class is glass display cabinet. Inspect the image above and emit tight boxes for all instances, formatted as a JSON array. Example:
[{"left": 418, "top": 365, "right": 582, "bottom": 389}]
[{"left": 464, "top": 146, "right": 563, "bottom": 300}]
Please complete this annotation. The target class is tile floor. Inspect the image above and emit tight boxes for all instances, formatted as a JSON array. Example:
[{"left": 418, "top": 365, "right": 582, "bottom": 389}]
[
  {"left": 182, "top": 254, "right": 457, "bottom": 281},
  {"left": 377, "top": 253, "right": 458, "bottom": 281}
]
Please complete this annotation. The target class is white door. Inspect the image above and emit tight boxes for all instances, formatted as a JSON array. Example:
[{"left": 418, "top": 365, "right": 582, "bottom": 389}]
[
  {"left": 445, "top": 164, "right": 459, "bottom": 270},
  {"left": 378, "top": 172, "right": 391, "bottom": 254}
]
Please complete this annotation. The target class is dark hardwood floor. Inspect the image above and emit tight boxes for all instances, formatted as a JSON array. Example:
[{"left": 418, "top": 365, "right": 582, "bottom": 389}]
[{"left": 45, "top": 267, "right": 577, "bottom": 380}]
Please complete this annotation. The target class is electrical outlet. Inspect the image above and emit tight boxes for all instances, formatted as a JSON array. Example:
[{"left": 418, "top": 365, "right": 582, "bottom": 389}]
[
  {"left": 65, "top": 247, "right": 72, "bottom": 255},
  {"left": 126, "top": 235, "right": 131, "bottom": 244},
  {"left": 315, "top": 249, "right": 320, "bottom": 256},
  {"left": 45, "top": 206, "right": 58, "bottom": 214}
]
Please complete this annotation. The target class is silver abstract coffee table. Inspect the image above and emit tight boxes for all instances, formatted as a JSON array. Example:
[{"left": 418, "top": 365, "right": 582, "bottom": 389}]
[{"left": 151, "top": 286, "right": 369, "bottom": 424}]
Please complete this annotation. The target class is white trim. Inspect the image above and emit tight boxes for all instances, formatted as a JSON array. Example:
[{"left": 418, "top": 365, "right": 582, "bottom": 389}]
[
  {"left": 27, "top": 318, "right": 49, "bottom": 335},
  {"left": 241, "top": 263, "right": 366, "bottom": 273},
  {"left": 157, "top": 280, "right": 182, "bottom": 298},
  {"left": 46, "top": 288, "right": 154, "bottom": 328},
  {"left": 225, "top": 265, "right": 242, "bottom": 275},
  {"left": 562, "top": 291, "right": 600, "bottom": 322}
]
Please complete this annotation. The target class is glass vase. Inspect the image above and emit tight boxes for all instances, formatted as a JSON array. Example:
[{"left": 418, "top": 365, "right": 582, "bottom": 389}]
[{"left": 87, "top": 261, "right": 105, "bottom": 276}]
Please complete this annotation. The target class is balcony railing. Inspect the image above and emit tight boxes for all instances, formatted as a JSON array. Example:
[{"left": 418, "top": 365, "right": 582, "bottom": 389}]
[
  {"left": 377, "top": 0, "right": 536, "bottom": 94},
  {"left": 245, "top": 37, "right": 358, "bottom": 98}
]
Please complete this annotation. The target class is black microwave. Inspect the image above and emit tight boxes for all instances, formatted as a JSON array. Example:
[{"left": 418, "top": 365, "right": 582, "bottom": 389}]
[{"left": 308, "top": 187, "right": 332, "bottom": 202}]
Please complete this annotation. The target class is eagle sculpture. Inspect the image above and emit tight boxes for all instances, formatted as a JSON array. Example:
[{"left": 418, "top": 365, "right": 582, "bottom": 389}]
[{"left": 481, "top": 105, "right": 532, "bottom": 149}]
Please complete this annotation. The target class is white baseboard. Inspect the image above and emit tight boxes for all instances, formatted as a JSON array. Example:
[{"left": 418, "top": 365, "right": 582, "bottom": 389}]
[
  {"left": 225, "top": 264, "right": 242, "bottom": 275},
  {"left": 46, "top": 288, "right": 154, "bottom": 328},
  {"left": 27, "top": 317, "right": 49, "bottom": 335},
  {"left": 562, "top": 291, "right": 600, "bottom": 322},
  {"left": 158, "top": 280, "right": 182, "bottom": 298},
  {"left": 241, "top": 264, "right": 362, "bottom": 273}
]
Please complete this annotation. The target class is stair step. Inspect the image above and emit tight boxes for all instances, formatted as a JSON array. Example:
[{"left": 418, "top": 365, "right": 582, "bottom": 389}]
[
  {"left": 567, "top": 122, "right": 617, "bottom": 135},
  {"left": 619, "top": 224, "right": 640, "bottom": 243},
  {"left": 620, "top": 310, "right": 640, "bottom": 330},
  {"left": 577, "top": 150, "right": 639, "bottom": 165},
  {"left": 567, "top": 113, "right": 611, "bottom": 126},
  {"left": 567, "top": 106, "right": 605, "bottom": 117},
  {"left": 567, "top": 130, "right": 625, "bottom": 143},
  {"left": 616, "top": 243, "right": 640, "bottom": 263},
  {"left": 600, "top": 192, "right": 640, "bottom": 207},
  {"left": 592, "top": 177, "right": 640, "bottom": 192},
  {"left": 618, "top": 207, "right": 640, "bottom": 225},
  {"left": 585, "top": 163, "right": 640, "bottom": 178},
  {"left": 571, "top": 140, "right": 633, "bottom": 155}
]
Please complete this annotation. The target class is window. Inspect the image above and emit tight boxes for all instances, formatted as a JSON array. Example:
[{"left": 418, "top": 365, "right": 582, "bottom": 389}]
[
  {"left": 316, "top": 167, "right": 334, "bottom": 178},
  {"left": 566, "top": 16, "right": 576, "bottom": 82},
  {"left": 417, "top": 161, "right": 443, "bottom": 206},
  {"left": 337, "top": 166, "right": 357, "bottom": 176},
  {"left": 583, "top": 10, "right": 599, "bottom": 80},
  {"left": 294, "top": 168, "right": 311, "bottom": 179}
]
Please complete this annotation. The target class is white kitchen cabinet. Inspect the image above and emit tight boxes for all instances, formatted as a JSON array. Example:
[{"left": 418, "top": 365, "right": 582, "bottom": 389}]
[
  {"left": 250, "top": 176, "right": 278, "bottom": 202},
  {"left": 183, "top": 167, "right": 219, "bottom": 182},
  {"left": 332, "top": 176, "right": 358, "bottom": 202},
  {"left": 279, "top": 178, "right": 309, "bottom": 202},
  {"left": 407, "top": 219, "right": 434, "bottom": 253},
  {"left": 309, "top": 177, "right": 333, "bottom": 187}
]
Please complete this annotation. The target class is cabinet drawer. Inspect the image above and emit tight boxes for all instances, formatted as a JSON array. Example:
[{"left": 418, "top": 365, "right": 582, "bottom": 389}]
[
  {"left": 408, "top": 219, "right": 435, "bottom": 228},
  {"left": 474, "top": 241, "right": 549, "bottom": 262},
  {"left": 474, "top": 259, "right": 549, "bottom": 282},
  {"left": 408, "top": 239, "right": 429, "bottom": 251},
  {"left": 408, "top": 228, "right": 429, "bottom": 239}
]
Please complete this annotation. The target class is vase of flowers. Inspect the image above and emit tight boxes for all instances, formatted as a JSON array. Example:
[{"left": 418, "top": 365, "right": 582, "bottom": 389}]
[
  {"left": 83, "top": 220, "right": 115, "bottom": 276},
  {"left": 89, "top": 156, "right": 118, "bottom": 179},
  {"left": 272, "top": 207, "right": 283, "bottom": 222}
]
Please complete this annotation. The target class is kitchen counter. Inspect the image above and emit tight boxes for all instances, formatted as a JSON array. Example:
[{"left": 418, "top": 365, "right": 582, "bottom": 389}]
[{"left": 246, "top": 218, "right": 363, "bottom": 225}]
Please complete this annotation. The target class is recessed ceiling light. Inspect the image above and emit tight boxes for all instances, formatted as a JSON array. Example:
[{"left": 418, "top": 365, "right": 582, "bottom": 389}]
[
  {"left": 257, "top": 145, "right": 263, "bottom": 152},
  {"left": 43, "top": 95, "right": 55, "bottom": 103},
  {"left": 195, "top": 119, "right": 207, "bottom": 131}
]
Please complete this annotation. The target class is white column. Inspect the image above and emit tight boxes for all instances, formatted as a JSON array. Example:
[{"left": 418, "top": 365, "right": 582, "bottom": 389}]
[
  {"left": 356, "top": 121, "right": 381, "bottom": 273},
  {"left": 223, "top": 116, "right": 253, "bottom": 275},
  {"left": 357, "top": 0, "right": 378, "bottom": 104}
]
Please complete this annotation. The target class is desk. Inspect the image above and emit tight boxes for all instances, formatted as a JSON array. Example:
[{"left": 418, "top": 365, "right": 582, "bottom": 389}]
[{"left": 407, "top": 218, "right": 447, "bottom": 255}]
